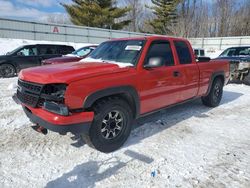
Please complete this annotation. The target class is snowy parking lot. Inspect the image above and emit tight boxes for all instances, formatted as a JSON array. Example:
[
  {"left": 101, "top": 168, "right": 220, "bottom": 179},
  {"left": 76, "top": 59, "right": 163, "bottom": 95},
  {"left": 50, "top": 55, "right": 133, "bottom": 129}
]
[{"left": 0, "top": 77, "right": 250, "bottom": 188}]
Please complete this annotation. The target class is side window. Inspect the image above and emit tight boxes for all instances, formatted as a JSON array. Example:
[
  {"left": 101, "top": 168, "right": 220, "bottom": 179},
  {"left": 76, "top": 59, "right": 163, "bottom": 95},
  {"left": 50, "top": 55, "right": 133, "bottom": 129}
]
[
  {"left": 238, "top": 48, "right": 250, "bottom": 56},
  {"left": 227, "top": 49, "right": 236, "bottom": 56},
  {"left": 174, "top": 41, "right": 192, "bottom": 64},
  {"left": 17, "top": 47, "right": 37, "bottom": 56},
  {"left": 39, "top": 46, "right": 57, "bottom": 55},
  {"left": 194, "top": 49, "right": 199, "bottom": 56},
  {"left": 200, "top": 50, "right": 205, "bottom": 56},
  {"left": 146, "top": 41, "right": 175, "bottom": 66},
  {"left": 77, "top": 47, "right": 92, "bottom": 56}
]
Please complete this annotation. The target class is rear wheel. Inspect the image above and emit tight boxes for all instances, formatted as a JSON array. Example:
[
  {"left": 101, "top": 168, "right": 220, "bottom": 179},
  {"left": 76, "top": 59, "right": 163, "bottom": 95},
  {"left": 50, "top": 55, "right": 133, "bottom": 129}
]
[
  {"left": 83, "top": 97, "right": 133, "bottom": 153},
  {"left": 202, "top": 78, "right": 223, "bottom": 107},
  {"left": 0, "top": 64, "right": 16, "bottom": 78}
]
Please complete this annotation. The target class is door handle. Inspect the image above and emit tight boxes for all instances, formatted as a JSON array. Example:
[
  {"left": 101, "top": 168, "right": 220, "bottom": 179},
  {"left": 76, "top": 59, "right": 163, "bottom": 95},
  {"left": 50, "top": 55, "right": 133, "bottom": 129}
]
[{"left": 173, "top": 71, "right": 181, "bottom": 77}]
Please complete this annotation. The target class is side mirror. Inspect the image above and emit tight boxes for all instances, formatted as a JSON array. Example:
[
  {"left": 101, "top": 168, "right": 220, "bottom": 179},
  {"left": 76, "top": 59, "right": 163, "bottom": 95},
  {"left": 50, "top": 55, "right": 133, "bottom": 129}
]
[
  {"left": 197, "top": 57, "right": 211, "bottom": 62},
  {"left": 144, "top": 57, "right": 164, "bottom": 69},
  {"left": 17, "top": 52, "right": 24, "bottom": 56}
]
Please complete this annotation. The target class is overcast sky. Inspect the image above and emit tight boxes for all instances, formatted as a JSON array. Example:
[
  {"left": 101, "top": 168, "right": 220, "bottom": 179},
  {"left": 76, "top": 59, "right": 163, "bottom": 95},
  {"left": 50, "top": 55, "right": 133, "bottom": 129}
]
[
  {"left": 0, "top": 0, "right": 71, "bottom": 21},
  {"left": 0, "top": 0, "right": 153, "bottom": 22}
]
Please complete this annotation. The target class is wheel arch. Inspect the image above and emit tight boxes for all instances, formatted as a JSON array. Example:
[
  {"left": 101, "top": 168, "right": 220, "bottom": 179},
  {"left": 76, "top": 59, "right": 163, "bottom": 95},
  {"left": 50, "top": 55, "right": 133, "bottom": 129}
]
[
  {"left": 83, "top": 86, "right": 140, "bottom": 119},
  {"left": 0, "top": 61, "right": 19, "bottom": 73},
  {"left": 205, "top": 71, "right": 225, "bottom": 96}
]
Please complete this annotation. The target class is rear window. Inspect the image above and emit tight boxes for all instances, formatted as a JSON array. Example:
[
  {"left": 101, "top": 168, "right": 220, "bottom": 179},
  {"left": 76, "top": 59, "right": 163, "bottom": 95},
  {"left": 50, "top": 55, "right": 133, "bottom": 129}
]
[{"left": 174, "top": 41, "right": 192, "bottom": 64}]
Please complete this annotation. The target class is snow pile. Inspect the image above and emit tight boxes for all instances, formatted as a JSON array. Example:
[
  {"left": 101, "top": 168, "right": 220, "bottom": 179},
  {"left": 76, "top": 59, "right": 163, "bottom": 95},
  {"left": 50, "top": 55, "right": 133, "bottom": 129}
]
[
  {"left": 0, "top": 77, "right": 250, "bottom": 187},
  {"left": 0, "top": 38, "right": 96, "bottom": 55},
  {"left": 81, "top": 57, "right": 134, "bottom": 68}
]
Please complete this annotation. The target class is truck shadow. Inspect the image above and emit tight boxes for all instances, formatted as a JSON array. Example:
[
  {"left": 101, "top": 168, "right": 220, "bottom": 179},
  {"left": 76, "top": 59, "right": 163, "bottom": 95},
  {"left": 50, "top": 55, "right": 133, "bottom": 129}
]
[
  {"left": 45, "top": 149, "right": 153, "bottom": 188},
  {"left": 124, "top": 90, "right": 243, "bottom": 148}
]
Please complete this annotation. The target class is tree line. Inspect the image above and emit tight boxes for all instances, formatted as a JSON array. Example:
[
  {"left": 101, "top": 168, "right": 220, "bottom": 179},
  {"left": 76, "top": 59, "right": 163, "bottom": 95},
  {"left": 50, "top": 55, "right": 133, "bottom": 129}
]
[{"left": 60, "top": 0, "right": 250, "bottom": 37}]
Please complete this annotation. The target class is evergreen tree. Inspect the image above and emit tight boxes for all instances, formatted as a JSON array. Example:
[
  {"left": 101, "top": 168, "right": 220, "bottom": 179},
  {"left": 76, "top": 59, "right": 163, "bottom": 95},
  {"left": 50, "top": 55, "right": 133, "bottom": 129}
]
[
  {"left": 62, "top": 0, "right": 131, "bottom": 30},
  {"left": 147, "top": 0, "right": 180, "bottom": 34}
]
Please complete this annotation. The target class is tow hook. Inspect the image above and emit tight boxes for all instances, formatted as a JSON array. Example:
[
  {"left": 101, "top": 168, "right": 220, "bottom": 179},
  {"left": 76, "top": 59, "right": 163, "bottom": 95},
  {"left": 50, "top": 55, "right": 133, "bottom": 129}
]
[{"left": 31, "top": 125, "right": 48, "bottom": 135}]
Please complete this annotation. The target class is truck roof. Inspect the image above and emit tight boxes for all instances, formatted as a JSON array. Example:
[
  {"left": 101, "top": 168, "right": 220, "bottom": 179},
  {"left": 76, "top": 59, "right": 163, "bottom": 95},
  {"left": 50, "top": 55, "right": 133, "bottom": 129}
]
[{"left": 110, "top": 36, "right": 188, "bottom": 42}]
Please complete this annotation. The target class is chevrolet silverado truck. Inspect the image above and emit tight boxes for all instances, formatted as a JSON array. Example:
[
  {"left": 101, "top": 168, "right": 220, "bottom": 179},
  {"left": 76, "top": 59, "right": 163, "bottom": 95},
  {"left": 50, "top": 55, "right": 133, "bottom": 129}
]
[{"left": 13, "top": 36, "right": 230, "bottom": 153}]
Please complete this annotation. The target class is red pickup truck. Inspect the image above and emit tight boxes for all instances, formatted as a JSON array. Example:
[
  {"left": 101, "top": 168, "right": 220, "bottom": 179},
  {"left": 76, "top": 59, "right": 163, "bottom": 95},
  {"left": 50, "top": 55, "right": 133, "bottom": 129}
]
[{"left": 13, "top": 36, "right": 230, "bottom": 153}]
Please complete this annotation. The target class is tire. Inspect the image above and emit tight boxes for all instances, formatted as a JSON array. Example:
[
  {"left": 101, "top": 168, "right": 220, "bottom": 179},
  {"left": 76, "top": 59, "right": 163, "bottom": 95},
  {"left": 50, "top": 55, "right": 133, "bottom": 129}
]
[
  {"left": 202, "top": 78, "right": 223, "bottom": 107},
  {"left": 0, "top": 64, "right": 16, "bottom": 78},
  {"left": 243, "top": 73, "right": 250, "bottom": 85},
  {"left": 84, "top": 97, "right": 133, "bottom": 153}
]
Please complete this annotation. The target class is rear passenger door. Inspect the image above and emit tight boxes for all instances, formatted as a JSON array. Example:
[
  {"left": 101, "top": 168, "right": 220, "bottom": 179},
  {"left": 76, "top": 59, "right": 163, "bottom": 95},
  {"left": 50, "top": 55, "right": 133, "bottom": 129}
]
[
  {"left": 173, "top": 40, "right": 199, "bottom": 101},
  {"left": 58, "top": 46, "right": 75, "bottom": 55},
  {"left": 38, "top": 45, "right": 60, "bottom": 62}
]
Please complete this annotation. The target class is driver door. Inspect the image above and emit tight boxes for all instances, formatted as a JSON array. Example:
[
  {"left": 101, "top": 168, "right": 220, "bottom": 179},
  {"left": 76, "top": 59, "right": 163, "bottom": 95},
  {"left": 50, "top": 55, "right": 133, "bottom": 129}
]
[
  {"left": 139, "top": 40, "right": 182, "bottom": 114},
  {"left": 13, "top": 45, "right": 40, "bottom": 69}
]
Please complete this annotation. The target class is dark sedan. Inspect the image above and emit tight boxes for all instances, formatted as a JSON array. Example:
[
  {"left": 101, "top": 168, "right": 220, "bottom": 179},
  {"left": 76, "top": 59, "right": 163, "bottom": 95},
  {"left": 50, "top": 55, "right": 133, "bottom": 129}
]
[{"left": 0, "top": 44, "right": 75, "bottom": 78}]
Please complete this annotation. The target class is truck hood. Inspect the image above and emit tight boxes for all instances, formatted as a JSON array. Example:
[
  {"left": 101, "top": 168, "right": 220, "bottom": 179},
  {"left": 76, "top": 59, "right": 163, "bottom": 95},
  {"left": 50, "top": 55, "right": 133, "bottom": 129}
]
[
  {"left": 19, "top": 61, "right": 131, "bottom": 84},
  {"left": 44, "top": 56, "right": 82, "bottom": 64}
]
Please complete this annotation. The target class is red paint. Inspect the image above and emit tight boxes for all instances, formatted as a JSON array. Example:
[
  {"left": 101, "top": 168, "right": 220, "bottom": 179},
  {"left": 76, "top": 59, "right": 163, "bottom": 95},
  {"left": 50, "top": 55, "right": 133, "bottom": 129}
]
[{"left": 18, "top": 36, "right": 230, "bottom": 127}]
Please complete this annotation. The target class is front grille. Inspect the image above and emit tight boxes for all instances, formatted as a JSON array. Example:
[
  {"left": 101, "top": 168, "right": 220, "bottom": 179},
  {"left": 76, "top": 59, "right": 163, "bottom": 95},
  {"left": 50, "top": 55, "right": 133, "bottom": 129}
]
[
  {"left": 17, "top": 90, "right": 39, "bottom": 107},
  {"left": 17, "top": 80, "right": 44, "bottom": 107},
  {"left": 18, "top": 80, "right": 42, "bottom": 94}
]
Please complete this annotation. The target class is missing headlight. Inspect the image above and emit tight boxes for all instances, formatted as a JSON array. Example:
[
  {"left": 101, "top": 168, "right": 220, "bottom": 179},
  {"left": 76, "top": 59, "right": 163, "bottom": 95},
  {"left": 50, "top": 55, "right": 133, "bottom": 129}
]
[{"left": 41, "top": 84, "right": 67, "bottom": 103}]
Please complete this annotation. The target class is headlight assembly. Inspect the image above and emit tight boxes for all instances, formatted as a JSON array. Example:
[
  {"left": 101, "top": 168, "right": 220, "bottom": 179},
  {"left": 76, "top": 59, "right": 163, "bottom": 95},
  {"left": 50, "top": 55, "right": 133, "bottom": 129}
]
[
  {"left": 238, "top": 62, "right": 250, "bottom": 70},
  {"left": 41, "top": 84, "right": 67, "bottom": 102}
]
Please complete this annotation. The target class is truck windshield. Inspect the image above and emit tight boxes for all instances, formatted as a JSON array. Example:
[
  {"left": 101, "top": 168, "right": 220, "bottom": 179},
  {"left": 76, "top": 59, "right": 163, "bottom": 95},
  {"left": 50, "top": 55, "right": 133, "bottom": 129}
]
[{"left": 87, "top": 40, "right": 145, "bottom": 65}]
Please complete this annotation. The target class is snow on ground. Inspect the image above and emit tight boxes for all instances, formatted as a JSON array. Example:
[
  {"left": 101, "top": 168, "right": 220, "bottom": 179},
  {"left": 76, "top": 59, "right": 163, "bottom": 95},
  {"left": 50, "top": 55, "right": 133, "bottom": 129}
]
[
  {"left": 0, "top": 77, "right": 250, "bottom": 188},
  {"left": 0, "top": 38, "right": 96, "bottom": 55}
]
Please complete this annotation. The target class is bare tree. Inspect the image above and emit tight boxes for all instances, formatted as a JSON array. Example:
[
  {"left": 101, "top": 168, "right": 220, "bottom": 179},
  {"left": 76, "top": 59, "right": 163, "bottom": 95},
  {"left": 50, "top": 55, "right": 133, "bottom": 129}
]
[
  {"left": 167, "top": 0, "right": 250, "bottom": 37},
  {"left": 122, "top": 0, "right": 144, "bottom": 32}
]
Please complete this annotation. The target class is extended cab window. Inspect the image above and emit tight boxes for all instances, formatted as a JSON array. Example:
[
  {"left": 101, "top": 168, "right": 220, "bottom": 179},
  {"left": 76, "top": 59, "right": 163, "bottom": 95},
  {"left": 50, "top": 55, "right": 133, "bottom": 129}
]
[
  {"left": 146, "top": 41, "right": 174, "bottom": 66},
  {"left": 174, "top": 41, "right": 192, "bottom": 64}
]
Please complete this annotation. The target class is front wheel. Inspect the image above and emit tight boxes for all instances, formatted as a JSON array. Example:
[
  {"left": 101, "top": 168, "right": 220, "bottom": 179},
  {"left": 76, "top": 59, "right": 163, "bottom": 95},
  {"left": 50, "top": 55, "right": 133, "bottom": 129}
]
[
  {"left": 85, "top": 97, "right": 133, "bottom": 153},
  {"left": 0, "top": 64, "right": 16, "bottom": 78},
  {"left": 202, "top": 78, "right": 223, "bottom": 107}
]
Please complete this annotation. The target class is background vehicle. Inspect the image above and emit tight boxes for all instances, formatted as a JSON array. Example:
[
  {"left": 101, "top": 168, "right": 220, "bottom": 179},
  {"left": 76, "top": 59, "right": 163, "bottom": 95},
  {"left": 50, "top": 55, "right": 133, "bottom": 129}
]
[
  {"left": 194, "top": 48, "right": 205, "bottom": 57},
  {"left": 42, "top": 45, "right": 97, "bottom": 65},
  {"left": 215, "top": 46, "right": 250, "bottom": 85},
  {"left": 13, "top": 36, "right": 230, "bottom": 153},
  {"left": 0, "top": 44, "right": 75, "bottom": 78}
]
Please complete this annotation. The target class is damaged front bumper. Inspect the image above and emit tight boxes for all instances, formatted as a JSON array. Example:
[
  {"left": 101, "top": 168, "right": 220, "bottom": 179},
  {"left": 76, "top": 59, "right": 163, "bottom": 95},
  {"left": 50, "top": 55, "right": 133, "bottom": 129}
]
[{"left": 13, "top": 94, "right": 94, "bottom": 135}]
